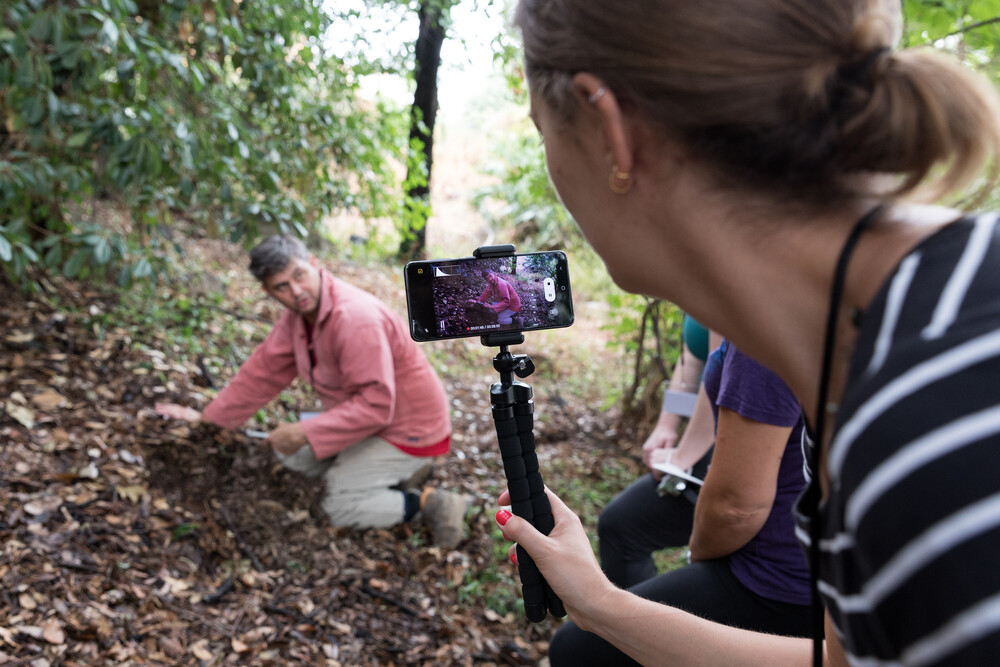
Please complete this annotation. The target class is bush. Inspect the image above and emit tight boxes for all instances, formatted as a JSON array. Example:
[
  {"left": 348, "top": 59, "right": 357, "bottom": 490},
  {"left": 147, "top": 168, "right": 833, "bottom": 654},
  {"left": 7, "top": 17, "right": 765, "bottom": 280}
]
[{"left": 0, "top": 0, "right": 406, "bottom": 287}]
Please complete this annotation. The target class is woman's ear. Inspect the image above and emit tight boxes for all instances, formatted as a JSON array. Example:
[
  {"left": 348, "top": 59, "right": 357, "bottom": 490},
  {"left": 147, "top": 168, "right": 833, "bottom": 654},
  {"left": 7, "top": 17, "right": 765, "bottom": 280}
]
[{"left": 571, "top": 72, "right": 633, "bottom": 176}]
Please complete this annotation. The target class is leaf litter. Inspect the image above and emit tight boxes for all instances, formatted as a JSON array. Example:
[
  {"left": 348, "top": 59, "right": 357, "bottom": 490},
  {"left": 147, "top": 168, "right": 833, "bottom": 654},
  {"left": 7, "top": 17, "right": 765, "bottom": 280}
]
[{"left": 0, "top": 247, "right": 633, "bottom": 666}]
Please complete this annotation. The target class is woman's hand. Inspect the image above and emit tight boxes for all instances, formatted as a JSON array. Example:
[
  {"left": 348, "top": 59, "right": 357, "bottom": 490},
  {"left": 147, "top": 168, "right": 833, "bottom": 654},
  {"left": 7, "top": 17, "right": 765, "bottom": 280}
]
[
  {"left": 641, "top": 422, "right": 678, "bottom": 476},
  {"left": 648, "top": 446, "right": 677, "bottom": 471},
  {"left": 494, "top": 488, "right": 617, "bottom": 632}
]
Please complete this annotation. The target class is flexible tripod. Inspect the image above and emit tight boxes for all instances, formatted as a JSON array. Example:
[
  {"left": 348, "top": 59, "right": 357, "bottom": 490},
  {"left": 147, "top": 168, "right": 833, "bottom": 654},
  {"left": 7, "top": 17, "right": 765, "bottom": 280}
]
[{"left": 475, "top": 244, "right": 565, "bottom": 622}]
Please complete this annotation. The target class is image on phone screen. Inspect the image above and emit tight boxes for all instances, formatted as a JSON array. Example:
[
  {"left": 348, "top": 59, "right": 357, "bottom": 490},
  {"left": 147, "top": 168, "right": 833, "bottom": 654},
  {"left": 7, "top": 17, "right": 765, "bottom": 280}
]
[{"left": 404, "top": 251, "right": 574, "bottom": 342}]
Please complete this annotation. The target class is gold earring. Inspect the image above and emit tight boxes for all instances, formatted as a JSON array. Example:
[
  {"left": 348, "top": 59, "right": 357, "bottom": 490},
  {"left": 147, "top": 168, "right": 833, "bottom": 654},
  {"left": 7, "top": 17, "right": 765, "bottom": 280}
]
[{"left": 609, "top": 165, "right": 633, "bottom": 195}]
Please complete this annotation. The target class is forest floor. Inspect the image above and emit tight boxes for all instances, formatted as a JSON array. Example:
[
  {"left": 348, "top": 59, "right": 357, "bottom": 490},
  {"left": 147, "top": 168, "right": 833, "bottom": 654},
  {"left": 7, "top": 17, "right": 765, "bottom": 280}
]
[{"left": 0, "top": 224, "right": 669, "bottom": 666}]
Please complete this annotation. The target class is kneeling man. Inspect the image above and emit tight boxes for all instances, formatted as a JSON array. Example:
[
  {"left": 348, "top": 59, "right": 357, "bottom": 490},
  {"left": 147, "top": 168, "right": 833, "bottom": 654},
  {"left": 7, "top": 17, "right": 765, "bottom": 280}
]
[{"left": 156, "top": 235, "right": 466, "bottom": 548}]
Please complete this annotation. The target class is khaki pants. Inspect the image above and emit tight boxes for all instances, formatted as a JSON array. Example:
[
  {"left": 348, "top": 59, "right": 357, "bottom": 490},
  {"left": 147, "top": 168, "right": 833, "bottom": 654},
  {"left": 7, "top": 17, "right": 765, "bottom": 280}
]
[{"left": 275, "top": 437, "right": 430, "bottom": 529}]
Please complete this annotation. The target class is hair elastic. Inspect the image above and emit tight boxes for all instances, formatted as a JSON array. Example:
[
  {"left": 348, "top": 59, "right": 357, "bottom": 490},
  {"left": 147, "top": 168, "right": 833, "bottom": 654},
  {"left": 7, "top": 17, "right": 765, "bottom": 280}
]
[{"left": 838, "top": 46, "right": 890, "bottom": 87}]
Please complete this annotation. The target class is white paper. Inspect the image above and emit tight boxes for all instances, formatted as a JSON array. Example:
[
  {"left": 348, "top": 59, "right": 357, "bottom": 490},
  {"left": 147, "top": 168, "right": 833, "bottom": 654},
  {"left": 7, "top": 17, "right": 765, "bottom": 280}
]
[{"left": 652, "top": 461, "right": 704, "bottom": 486}]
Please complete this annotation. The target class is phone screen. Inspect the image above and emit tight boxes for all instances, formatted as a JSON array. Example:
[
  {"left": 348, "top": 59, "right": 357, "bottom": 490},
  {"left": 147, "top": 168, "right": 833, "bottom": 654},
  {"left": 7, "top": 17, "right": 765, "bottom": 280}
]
[{"left": 404, "top": 251, "right": 574, "bottom": 342}]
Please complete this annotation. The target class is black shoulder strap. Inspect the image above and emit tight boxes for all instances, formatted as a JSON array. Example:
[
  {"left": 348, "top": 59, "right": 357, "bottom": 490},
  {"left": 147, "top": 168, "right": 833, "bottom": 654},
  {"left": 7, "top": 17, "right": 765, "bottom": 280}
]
[{"left": 809, "top": 204, "right": 884, "bottom": 666}]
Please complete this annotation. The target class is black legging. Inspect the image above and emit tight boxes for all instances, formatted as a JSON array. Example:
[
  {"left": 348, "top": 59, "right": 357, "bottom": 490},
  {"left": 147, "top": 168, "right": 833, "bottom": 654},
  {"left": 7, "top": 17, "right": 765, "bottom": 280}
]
[
  {"left": 548, "top": 558, "right": 814, "bottom": 666},
  {"left": 597, "top": 473, "right": 696, "bottom": 588},
  {"left": 598, "top": 447, "right": 712, "bottom": 589}
]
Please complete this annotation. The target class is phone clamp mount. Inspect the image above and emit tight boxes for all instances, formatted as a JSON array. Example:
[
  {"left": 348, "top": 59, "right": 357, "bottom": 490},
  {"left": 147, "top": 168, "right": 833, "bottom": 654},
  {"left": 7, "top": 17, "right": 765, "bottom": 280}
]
[{"left": 474, "top": 244, "right": 566, "bottom": 623}]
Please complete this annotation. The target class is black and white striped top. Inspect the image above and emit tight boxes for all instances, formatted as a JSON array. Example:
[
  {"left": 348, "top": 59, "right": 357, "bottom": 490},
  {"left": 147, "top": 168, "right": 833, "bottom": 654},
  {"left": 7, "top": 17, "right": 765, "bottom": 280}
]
[{"left": 794, "top": 212, "right": 1000, "bottom": 665}]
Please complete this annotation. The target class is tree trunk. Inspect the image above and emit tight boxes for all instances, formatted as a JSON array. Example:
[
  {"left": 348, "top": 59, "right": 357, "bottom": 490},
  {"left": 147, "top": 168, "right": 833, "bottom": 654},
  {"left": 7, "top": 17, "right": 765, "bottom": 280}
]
[{"left": 398, "top": 0, "right": 449, "bottom": 261}]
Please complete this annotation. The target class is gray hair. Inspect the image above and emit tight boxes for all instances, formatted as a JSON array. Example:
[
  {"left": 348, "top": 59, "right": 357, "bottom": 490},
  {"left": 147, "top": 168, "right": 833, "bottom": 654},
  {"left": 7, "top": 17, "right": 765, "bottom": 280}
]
[{"left": 249, "top": 235, "right": 310, "bottom": 282}]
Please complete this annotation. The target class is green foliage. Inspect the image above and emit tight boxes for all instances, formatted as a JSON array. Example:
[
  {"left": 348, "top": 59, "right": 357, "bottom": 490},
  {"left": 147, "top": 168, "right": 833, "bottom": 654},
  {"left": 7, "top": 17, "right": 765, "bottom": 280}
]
[
  {"left": 549, "top": 457, "right": 642, "bottom": 555},
  {"left": 455, "top": 545, "right": 522, "bottom": 617},
  {"left": 172, "top": 522, "right": 200, "bottom": 539},
  {"left": 1, "top": 0, "right": 407, "bottom": 287},
  {"left": 474, "top": 130, "right": 583, "bottom": 252},
  {"left": 904, "top": 0, "right": 1000, "bottom": 62}
]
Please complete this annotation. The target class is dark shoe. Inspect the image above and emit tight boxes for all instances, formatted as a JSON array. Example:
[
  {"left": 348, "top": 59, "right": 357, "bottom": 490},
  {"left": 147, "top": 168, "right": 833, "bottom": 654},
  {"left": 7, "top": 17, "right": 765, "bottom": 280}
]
[{"left": 421, "top": 490, "right": 468, "bottom": 549}]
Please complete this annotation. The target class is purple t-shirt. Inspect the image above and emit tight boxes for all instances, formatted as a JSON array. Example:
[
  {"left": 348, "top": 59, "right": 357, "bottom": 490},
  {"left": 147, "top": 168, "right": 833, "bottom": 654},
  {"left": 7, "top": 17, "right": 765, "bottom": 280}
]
[{"left": 702, "top": 340, "right": 811, "bottom": 605}]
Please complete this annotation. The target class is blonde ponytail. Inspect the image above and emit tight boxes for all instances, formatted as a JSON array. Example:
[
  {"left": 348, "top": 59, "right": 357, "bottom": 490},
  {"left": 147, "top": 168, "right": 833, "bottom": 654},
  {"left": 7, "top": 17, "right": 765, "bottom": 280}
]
[{"left": 840, "top": 47, "right": 1000, "bottom": 201}]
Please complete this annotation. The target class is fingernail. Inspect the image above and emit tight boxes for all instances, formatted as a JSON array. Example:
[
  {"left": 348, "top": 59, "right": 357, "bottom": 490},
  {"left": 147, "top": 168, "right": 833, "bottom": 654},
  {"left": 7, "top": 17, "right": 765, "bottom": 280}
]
[
  {"left": 495, "top": 509, "right": 512, "bottom": 526},
  {"left": 510, "top": 549, "right": 518, "bottom": 566}
]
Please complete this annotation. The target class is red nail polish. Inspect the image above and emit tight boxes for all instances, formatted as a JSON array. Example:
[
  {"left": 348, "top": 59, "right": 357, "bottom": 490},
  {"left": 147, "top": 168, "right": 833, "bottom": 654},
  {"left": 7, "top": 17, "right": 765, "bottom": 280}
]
[
  {"left": 495, "top": 509, "right": 512, "bottom": 526},
  {"left": 510, "top": 549, "right": 518, "bottom": 566}
]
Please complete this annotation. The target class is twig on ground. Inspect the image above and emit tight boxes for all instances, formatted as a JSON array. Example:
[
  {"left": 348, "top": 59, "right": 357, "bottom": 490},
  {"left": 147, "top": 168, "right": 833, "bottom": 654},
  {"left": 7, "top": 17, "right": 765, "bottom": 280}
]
[
  {"left": 359, "top": 585, "right": 420, "bottom": 617},
  {"left": 201, "top": 574, "right": 234, "bottom": 604}
]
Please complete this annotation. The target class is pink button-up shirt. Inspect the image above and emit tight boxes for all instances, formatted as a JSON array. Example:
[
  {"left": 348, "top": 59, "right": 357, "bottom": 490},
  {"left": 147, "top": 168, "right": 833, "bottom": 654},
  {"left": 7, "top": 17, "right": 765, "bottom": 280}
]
[
  {"left": 202, "top": 270, "right": 451, "bottom": 459},
  {"left": 477, "top": 277, "right": 521, "bottom": 314}
]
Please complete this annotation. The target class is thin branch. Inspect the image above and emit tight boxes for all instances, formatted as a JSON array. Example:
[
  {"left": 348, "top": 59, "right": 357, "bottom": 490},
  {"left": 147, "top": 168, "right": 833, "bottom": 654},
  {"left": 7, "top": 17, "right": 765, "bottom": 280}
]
[
  {"left": 359, "top": 585, "right": 421, "bottom": 617},
  {"left": 201, "top": 574, "right": 234, "bottom": 604},
  {"left": 648, "top": 301, "right": 670, "bottom": 380},
  {"left": 944, "top": 16, "right": 1000, "bottom": 39}
]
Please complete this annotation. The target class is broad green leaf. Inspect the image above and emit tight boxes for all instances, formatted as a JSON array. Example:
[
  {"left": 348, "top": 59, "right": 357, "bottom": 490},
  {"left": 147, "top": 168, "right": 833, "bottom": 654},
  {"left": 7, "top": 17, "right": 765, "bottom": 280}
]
[
  {"left": 29, "top": 12, "right": 52, "bottom": 41},
  {"left": 133, "top": 256, "right": 152, "bottom": 279},
  {"left": 0, "top": 234, "right": 11, "bottom": 262},
  {"left": 93, "top": 239, "right": 111, "bottom": 265},
  {"left": 100, "top": 17, "right": 119, "bottom": 48},
  {"left": 67, "top": 130, "right": 90, "bottom": 148},
  {"left": 64, "top": 249, "right": 87, "bottom": 278},
  {"left": 44, "top": 243, "right": 62, "bottom": 267},
  {"left": 22, "top": 95, "right": 45, "bottom": 125},
  {"left": 19, "top": 244, "right": 38, "bottom": 262}
]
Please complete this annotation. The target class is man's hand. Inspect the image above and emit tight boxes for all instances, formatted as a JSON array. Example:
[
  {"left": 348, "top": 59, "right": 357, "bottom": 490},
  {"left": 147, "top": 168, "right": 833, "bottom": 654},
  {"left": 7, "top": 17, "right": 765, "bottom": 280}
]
[
  {"left": 154, "top": 402, "right": 203, "bottom": 423},
  {"left": 641, "top": 422, "right": 678, "bottom": 478},
  {"left": 267, "top": 422, "right": 308, "bottom": 455}
]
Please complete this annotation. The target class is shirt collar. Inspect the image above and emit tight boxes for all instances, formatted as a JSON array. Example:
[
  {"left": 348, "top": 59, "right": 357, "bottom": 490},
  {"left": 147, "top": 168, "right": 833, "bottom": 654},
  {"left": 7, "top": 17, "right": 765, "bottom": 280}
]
[{"left": 313, "top": 268, "right": 335, "bottom": 325}]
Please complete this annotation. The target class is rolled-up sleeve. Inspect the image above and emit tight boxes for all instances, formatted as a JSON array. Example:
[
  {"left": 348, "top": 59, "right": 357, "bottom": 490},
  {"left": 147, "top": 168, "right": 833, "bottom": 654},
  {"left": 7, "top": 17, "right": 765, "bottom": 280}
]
[{"left": 202, "top": 322, "right": 298, "bottom": 429}]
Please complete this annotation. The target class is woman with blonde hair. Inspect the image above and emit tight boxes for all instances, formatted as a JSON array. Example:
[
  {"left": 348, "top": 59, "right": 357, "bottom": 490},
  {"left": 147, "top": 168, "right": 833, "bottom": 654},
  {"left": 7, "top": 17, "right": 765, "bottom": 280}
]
[{"left": 494, "top": 0, "right": 1000, "bottom": 664}]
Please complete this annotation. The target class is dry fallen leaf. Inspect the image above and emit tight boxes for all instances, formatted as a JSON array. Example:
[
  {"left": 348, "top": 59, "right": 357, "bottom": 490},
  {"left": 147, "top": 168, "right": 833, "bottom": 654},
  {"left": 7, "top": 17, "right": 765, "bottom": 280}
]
[
  {"left": 41, "top": 618, "right": 65, "bottom": 645},
  {"left": 5, "top": 402, "right": 35, "bottom": 429},
  {"left": 31, "top": 389, "right": 68, "bottom": 411},
  {"left": 159, "top": 636, "right": 184, "bottom": 658},
  {"left": 115, "top": 485, "right": 146, "bottom": 504},
  {"left": 190, "top": 640, "right": 214, "bottom": 661},
  {"left": 6, "top": 331, "right": 34, "bottom": 344},
  {"left": 23, "top": 497, "right": 62, "bottom": 516},
  {"left": 13, "top": 626, "right": 43, "bottom": 640}
]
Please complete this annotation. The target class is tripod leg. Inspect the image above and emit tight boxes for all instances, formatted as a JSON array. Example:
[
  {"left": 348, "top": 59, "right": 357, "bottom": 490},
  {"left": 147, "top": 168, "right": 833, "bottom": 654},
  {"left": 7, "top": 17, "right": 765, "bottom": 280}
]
[
  {"left": 493, "top": 404, "right": 547, "bottom": 621},
  {"left": 513, "top": 398, "right": 566, "bottom": 618},
  {"left": 492, "top": 382, "right": 565, "bottom": 621}
]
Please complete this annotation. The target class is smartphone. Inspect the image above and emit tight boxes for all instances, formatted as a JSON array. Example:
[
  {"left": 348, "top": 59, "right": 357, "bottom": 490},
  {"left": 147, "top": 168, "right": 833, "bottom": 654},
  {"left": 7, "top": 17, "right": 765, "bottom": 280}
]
[{"left": 404, "top": 251, "right": 574, "bottom": 342}]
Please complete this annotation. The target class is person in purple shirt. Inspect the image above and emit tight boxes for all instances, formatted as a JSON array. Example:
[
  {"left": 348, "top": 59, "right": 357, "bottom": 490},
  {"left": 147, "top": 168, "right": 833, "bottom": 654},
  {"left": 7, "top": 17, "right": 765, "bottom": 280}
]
[{"left": 547, "top": 340, "right": 811, "bottom": 665}]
